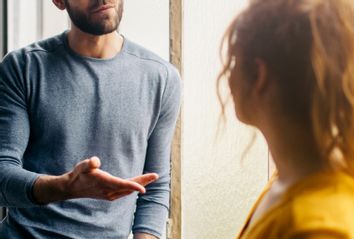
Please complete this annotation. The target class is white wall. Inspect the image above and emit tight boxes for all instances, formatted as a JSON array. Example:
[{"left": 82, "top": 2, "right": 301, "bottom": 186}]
[
  {"left": 120, "top": 0, "right": 170, "bottom": 61},
  {"left": 42, "top": 1, "right": 69, "bottom": 39},
  {"left": 182, "top": 1, "right": 269, "bottom": 238},
  {"left": 7, "top": 0, "right": 39, "bottom": 51},
  {"left": 6, "top": 0, "right": 68, "bottom": 51}
]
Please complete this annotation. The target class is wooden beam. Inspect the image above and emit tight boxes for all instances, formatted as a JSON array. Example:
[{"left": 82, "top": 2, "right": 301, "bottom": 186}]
[{"left": 169, "top": 0, "right": 183, "bottom": 238}]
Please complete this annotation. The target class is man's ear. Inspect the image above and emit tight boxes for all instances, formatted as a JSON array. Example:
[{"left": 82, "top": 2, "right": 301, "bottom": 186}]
[
  {"left": 52, "top": 0, "right": 66, "bottom": 10},
  {"left": 253, "top": 58, "right": 269, "bottom": 95}
]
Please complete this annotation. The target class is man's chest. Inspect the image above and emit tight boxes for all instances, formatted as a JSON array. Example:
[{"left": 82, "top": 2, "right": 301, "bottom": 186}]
[{"left": 26, "top": 69, "right": 163, "bottom": 141}]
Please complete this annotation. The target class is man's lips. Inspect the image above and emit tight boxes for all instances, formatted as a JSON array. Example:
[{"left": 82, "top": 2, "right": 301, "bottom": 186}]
[{"left": 91, "top": 5, "right": 114, "bottom": 14}]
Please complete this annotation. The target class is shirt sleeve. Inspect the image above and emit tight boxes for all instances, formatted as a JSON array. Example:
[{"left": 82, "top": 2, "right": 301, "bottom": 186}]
[
  {"left": 132, "top": 65, "right": 182, "bottom": 238},
  {"left": 0, "top": 51, "right": 41, "bottom": 208}
]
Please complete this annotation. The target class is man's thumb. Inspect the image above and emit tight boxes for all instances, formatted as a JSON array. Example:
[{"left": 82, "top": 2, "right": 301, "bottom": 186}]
[{"left": 75, "top": 156, "right": 101, "bottom": 174}]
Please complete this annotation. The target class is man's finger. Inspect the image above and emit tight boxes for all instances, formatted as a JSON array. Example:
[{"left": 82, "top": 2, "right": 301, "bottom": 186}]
[
  {"left": 89, "top": 156, "right": 101, "bottom": 168},
  {"left": 117, "top": 180, "right": 146, "bottom": 194},
  {"left": 90, "top": 170, "right": 148, "bottom": 194},
  {"left": 130, "top": 173, "right": 159, "bottom": 186},
  {"left": 101, "top": 175, "right": 147, "bottom": 194},
  {"left": 74, "top": 157, "right": 101, "bottom": 174}
]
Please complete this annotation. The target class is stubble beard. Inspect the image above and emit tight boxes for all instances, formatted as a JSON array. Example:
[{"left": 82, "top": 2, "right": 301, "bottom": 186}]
[{"left": 65, "top": 0, "right": 124, "bottom": 36}]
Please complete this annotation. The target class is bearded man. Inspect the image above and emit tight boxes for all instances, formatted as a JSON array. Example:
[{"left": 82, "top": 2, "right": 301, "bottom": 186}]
[{"left": 0, "top": 0, "right": 181, "bottom": 238}]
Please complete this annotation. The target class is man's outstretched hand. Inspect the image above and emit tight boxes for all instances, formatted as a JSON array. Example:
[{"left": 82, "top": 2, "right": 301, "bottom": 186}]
[{"left": 32, "top": 156, "right": 159, "bottom": 204}]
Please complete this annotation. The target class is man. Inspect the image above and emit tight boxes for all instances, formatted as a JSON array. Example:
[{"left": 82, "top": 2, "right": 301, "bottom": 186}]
[{"left": 0, "top": 0, "right": 181, "bottom": 238}]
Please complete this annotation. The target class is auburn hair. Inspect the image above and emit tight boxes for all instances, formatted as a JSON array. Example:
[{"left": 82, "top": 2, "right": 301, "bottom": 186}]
[{"left": 218, "top": 0, "right": 354, "bottom": 171}]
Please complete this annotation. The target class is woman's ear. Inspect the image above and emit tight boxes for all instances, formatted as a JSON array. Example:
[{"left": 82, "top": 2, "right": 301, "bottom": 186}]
[
  {"left": 52, "top": 0, "right": 66, "bottom": 10},
  {"left": 253, "top": 58, "right": 269, "bottom": 95}
]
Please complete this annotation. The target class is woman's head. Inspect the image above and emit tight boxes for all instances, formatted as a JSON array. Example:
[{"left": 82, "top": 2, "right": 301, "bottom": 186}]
[{"left": 219, "top": 0, "right": 354, "bottom": 168}]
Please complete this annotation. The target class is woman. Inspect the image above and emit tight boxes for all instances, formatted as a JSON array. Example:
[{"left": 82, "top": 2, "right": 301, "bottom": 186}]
[{"left": 218, "top": 0, "right": 354, "bottom": 238}]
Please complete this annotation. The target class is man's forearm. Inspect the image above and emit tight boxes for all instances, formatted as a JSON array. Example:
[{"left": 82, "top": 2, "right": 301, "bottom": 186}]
[
  {"left": 32, "top": 175, "right": 69, "bottom": 204},
  {"left": 133, "top": 233, "right": 158, "bottom": 239}
]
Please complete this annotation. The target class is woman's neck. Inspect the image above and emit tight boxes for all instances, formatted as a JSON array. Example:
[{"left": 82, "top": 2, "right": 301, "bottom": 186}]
[{"left": 261, "top": 117, "right": 331, "bottom": 188}]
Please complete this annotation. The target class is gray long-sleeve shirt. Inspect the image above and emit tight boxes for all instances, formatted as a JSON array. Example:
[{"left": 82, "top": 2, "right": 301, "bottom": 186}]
[{"left": 0, "top": 32, "right": 181, "bottom": 239}]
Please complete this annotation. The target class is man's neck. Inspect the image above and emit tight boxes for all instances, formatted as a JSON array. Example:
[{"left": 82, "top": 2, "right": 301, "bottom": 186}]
[{"left": 67, "top": 26, "right": 124, "bottom": 59}]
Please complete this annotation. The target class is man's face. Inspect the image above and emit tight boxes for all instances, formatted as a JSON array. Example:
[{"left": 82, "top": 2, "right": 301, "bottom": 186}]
[{"left": 64, "top": 0, "right": 124, "bottom": 35}]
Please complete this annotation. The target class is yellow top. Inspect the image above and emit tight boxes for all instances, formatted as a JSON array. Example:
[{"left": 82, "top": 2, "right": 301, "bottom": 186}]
[{"left": 237, "top": 171, "right": 354, "bottom": 239}]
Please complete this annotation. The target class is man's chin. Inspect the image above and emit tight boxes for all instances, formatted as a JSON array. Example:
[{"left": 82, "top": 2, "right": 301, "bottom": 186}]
[
  {"left": 88, "top": 28, "right": 118, "bottom": 36},
  {"left": 76, "top": 21, "right": 119, "bottom": 36}
]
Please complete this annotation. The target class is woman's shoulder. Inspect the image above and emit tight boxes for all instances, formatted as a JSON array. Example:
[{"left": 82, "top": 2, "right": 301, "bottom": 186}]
[
  {"left": 283, "top": 171, "right": 354, "bottom": 236},
  {"left": 239, "top": 172, "right": 354, "bottom": 239}
]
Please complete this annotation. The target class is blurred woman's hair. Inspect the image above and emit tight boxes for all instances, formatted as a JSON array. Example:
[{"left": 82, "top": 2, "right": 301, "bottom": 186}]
[{"left": 218, "top": 0, "right": 354, "bottom": 171}]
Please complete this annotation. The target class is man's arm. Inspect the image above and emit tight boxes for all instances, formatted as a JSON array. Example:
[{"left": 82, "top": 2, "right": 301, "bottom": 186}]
[
  {"left": 0, "top": 51, "right": 41, "bottom": 207},
  {"left": 132, "top": 66, "right": 182, "bottom": 238}
]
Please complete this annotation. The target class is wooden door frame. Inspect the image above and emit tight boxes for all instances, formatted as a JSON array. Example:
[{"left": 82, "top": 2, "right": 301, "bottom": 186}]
[{"left": 169, "top": 0, "right": 183, "bottom": 238}]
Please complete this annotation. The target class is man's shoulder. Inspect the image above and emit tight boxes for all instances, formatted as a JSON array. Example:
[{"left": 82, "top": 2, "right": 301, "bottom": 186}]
[
  {"left": 2, "top": 32, "right": 65, "bottom": 63},
  {"left": 24, "top": 32, "right": 65, "bottom": 56},
  {"left": 122, "top": 38, "right": 179, "bottom": 76}
]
